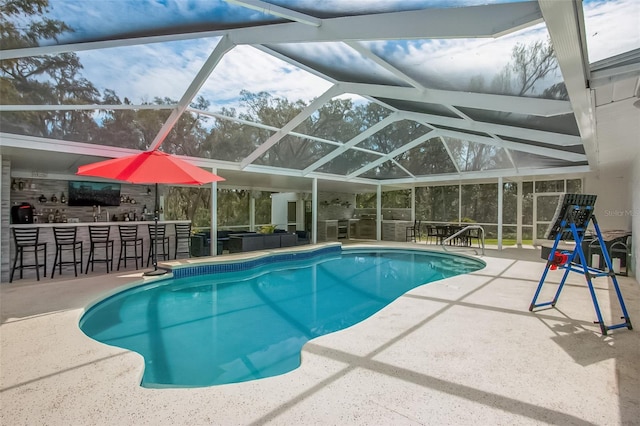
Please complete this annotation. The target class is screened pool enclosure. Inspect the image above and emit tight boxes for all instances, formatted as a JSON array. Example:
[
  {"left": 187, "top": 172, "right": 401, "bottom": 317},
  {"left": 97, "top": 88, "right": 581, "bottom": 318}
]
[{"left": 1, "top": 0, "right": 639, "bottom": 247}]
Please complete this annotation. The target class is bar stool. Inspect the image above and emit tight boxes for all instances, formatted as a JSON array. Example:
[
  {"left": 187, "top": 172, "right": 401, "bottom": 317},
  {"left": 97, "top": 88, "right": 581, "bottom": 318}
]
[
  {"left": 147, "top": 223, "right": 170, "bottom": 267},
  {"left": 85, "top": 225, "right": 114, "bottom": 273},
  {"left": 117, "top": 225, "right": 143, "bottom": 270},
  {"left": 51, "top": 226, "right": 83, "bottom": 278},
  {"left": 174, "top": 223, "right": 192, "bottom": 259},
  {"left": 10, "top": 227, "right": 47, "bottom": 282}
]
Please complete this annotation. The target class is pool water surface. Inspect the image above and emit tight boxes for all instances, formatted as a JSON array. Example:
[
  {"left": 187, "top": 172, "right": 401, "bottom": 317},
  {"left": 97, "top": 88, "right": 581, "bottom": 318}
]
[{"left": 80, "top": 247, "right": 484, "bottom": 388}]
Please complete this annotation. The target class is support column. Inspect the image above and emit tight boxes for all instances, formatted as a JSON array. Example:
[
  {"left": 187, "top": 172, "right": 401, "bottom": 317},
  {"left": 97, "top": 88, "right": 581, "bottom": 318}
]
[
  {"left": 312, "top": 178, "right": 318, "bottom": 244},
  {"left": 517, "top": 180, "right": 523, "bottom": 247},
  {"left": 458, "top": 182, "right": 462, "bottom": 223},
  {"left": 376, "top": 184, "right": 382, "bottom": 240},
  {"left": 498, "top": 177, "right": 503, "bottom": 250},
  {"left": 249, "top": 196, "right": 256, "bottom": 232},
  {"left": 211, "top": 168, "right": 218, "bottom": 256},
  {"left": 410, "top": 187, "right": 415, "bottom": 222}
]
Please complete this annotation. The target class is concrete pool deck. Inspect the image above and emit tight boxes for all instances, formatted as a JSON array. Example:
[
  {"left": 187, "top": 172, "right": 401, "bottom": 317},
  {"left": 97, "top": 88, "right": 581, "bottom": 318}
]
[{"left": 1, "top": 243, "right": 639, "bottom": 425}]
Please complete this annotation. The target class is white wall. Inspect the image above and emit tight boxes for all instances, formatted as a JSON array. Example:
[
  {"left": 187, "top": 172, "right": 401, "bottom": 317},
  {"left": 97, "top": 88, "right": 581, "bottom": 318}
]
[
  {"left": 317, "top": 192, "right": 356, "bottom": 220},
  {"left": 270, "top": 192, "right": 300, "bottom": 230},
  {"left": 584, "top": 164, "right": 632, "bottom": 231},
  {"left": 631, "top": 155, "right": 640, "bottom": 278}
]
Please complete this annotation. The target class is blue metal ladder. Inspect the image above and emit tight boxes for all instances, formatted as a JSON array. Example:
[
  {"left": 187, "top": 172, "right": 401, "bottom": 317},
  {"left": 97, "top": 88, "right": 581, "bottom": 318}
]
[{"left": 529, "top": 201, "right": 632, "bottom": 335}]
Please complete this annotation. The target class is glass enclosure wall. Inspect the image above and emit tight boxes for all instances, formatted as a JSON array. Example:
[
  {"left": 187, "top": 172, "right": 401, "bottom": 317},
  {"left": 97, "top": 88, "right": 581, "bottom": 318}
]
[
  {"left": 166, "top": 188, "right": 273, "bottom": 232},
  {"left": 417, "top": 186, "right": 460, "bottom": 223},
  {"left": 414, "top": 177, "right": 581, "bottom": 245},
  {"left": 254, "top": 191, "right": 273, "bottom": 228},
  {"left": 166, "top": 177, "right": 581, "bottom": 246}
]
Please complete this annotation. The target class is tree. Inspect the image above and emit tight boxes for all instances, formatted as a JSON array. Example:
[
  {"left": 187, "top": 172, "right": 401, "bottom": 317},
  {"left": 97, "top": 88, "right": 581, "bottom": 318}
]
[
  {"left": 509, "top": 39, "right": 558, "bottom": 97},
  {"left": 1, "top": 0, "right": 101, "bottom": 139},
  {"left": 239, "top": 91, "right": 329, "bottom": 169},
  {"left": 466, "top": 37, "right": 564, "bottom": 100},
  {"left": 396, "top": 137, "right": 456, "bottom": 177},
  {"left": 416, "top": 185, "right": 459, "bottom": 222},
  {"left": 166, "top": 186, "right": 212, "bottom": 227},
  {"left": 163, "top": 96, "right": 211, "bottom": 157},
  {"left": 1, "top": 0, "right": 69, "bottom": 50},
  {"left": 95, "top": 91, "right": 144, "bottom": 148}
]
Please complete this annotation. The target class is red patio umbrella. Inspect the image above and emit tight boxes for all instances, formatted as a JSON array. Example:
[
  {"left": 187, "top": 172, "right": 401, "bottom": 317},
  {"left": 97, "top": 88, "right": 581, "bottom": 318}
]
[{"left": 77, "top": 150, "right": 225, "bottom": 275}]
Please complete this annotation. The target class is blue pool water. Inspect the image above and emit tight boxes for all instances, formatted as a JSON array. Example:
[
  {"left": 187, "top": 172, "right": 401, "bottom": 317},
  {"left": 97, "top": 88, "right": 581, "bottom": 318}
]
[{"left": 80, "top": 247, "right": 484, "bottom": 388}]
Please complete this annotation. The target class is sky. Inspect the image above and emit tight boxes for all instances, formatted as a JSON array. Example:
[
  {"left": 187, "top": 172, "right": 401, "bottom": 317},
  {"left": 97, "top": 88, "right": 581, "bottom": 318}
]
[{"left": 36, "top": 0, "right": 640, "bottom": 112}]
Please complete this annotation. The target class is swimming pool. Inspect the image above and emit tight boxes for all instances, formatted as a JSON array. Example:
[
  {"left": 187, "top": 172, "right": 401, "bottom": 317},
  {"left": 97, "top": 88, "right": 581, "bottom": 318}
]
[{"left": 80, "top": 246, "right": 484, "bottom": 388}]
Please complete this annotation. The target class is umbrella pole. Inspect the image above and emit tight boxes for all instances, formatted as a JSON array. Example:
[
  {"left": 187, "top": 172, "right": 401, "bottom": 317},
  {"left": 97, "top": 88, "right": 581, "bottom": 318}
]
[
  {"left": 144, "top": 182, "right": 167, "bottom": 276},
  {"left": 153, "top": 183, "right": 158, "bottom": 271}
]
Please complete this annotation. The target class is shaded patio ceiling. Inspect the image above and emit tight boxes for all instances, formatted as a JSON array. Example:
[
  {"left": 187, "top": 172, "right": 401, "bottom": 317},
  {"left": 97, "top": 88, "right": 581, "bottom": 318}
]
[{"left": 1, "top": 0, "right": 639, "bottom": 193}]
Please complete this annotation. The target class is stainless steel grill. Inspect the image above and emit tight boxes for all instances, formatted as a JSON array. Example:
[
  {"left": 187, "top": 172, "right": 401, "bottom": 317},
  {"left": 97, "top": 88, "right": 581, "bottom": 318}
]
[{"left": 337, "top": 220, "right": 348, "bottom": 239}]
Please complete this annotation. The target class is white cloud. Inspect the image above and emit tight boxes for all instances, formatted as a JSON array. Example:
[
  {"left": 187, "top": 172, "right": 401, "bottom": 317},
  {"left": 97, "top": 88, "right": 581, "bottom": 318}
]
[
  {"left": 259, "top": 0, "right": 512, "bottom": 15},
  {"left": 364, "top": 22, "right": 557, "bottom": 94},
  {"left": 76, "top": 38, "right": 334, "bottom": 111},
  {"left": 197, "top": 45, "right": 333, "bottom": 110},
  {"left": 77, "top": 39, "right": 220, "bottom": 103},
  {"left": 49, "top": 0, "right": 239, "bottom": 43},
  {"left": 583, "top": 0, "right": 640, "bottom": 62}
]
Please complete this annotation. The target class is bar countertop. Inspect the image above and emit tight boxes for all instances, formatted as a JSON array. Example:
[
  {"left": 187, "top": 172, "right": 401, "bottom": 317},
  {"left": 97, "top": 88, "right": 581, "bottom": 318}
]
[{"left": 9, "top": 220, "right": 190, "bottom": 228}]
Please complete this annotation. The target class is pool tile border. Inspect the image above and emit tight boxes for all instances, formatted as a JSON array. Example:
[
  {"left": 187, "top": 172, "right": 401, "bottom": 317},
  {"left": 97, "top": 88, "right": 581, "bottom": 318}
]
[{"left": 170, "top": 244, "right": 342, "bottom": 278}]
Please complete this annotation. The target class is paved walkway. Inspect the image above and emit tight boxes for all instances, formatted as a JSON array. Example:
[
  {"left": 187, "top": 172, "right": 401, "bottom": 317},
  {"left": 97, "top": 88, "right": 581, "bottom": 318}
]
[{"left": 1, "top": 244, "right": 639, "bottom": 425}]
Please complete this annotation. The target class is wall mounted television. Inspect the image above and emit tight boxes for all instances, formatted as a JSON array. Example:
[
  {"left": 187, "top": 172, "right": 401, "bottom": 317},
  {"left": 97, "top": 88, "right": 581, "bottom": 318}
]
[{"left": 68, "top": 181, "right": 121, "bottom": 207}]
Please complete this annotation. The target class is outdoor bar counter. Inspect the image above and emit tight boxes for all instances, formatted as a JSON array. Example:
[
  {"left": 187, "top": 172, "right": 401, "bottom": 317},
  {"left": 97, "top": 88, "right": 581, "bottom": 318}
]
[{"left": 8, "top": 220, "right": 191, "bottom": 277}]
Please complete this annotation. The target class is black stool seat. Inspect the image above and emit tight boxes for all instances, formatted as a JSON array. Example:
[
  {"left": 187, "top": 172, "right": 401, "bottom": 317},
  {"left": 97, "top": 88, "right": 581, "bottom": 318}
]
[
  {"left": 174, "top": 223, "right": 191, "bottom": 259},
  {"left": 51, "top": 226, "right": 83, "bottom": 278},
  {"left": 10, "top": 227, "right": 47, "bottom": 282},
  {"left": 147, "top": 223, "right": 170, "bottom": 267},
  {"left": 118, "top": 225, "right": 143, "bottom": 270},
  {"left": 85, "top": 225, "right": 114, "bottom": 273}
]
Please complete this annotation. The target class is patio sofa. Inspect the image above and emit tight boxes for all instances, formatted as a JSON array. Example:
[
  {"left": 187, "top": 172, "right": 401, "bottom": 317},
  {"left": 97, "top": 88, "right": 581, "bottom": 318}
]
[
  {"left": 190, "top": 232, "right": 222, "bottom": 256},
  {"left": 228, "top": 232, "right": 298, "bottom": 253},
  {"left": 190, "top": 229, "right": 305, "bottom": 256},
  {"left": 190, "top": 230, "right": 253, "bottom": 256},
  {"left": 295, "top": 230, "right": 310, "bottom": 245}
]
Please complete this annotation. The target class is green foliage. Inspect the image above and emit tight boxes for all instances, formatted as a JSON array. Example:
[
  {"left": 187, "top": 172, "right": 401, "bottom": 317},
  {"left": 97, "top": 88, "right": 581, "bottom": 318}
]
[
  {"left": 416, "top": 185, "right": 460, "bottom": 222},
  {"left": 356, "top": 193, "right": 376, "bottom": 208},
  {"left": 165, "top": 186, "right": 212, "bottom": 228},
  {"left": 1, "top": 0, "right": 69, "bottom": 49},
  {"left": 217, "top": 189, "right": 249, "bottom": 227},
  {"left": 382, "top": 189, "right": 411, "bottom": 208},
  {"left": 356, "top": 189, "right": 413, "bottom": 209},
  {"left": 258, "top": 224, "right": 276, "bottom": 234},
  {"left": 254, "top": 191, "right": 272, "bottom": 225}
]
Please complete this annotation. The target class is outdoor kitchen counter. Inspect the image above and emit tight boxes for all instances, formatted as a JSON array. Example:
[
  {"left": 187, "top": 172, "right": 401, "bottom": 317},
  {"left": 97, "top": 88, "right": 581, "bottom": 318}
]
[
  {"left": 382, "top": 220, "right": 414, "bottom": 242},
  {"left": 7, "top": 221, "right": 191, "bottom": 278},
  {"left": 317, "top": 219, "right": 367, "bottom": 241}
]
